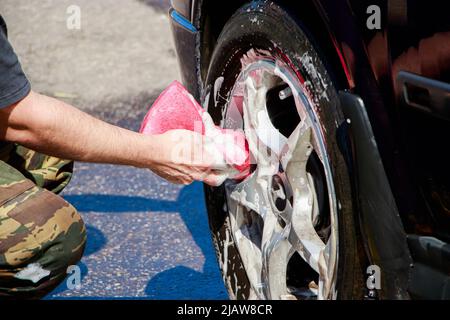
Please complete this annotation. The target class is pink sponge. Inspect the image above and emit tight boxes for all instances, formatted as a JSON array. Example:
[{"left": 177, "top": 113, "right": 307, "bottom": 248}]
[
  {"left": 140, "top": 80, "right": 250, "bottom": 181},
  {"left": 140, "top": 81, "right": 205, "bottom": 135}
]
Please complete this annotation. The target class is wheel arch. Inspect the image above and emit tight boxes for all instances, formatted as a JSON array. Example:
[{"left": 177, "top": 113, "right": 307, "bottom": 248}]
[{"left": 194, "top": 0, "right": 352, "bottom": 93}]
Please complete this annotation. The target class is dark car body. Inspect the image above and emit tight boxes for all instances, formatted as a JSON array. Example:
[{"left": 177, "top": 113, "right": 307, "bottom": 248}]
[{"left": 168, "top": 0, "right": 450, "bottom": 299}]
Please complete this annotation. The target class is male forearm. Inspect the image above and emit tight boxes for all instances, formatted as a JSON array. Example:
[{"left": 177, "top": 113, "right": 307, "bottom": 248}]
[{"left": 0, "top": 91, "right": 159, "bottom": 167}]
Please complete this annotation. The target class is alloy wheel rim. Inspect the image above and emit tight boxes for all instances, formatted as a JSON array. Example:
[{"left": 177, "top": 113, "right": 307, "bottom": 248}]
[{"left": 221, "top": 56, "right": 339, "bottom": 300}]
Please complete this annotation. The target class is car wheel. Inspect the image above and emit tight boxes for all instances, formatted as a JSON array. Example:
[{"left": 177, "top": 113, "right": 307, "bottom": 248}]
[{"left": 202, "top": 1, "right": 364, "bottom": 300}]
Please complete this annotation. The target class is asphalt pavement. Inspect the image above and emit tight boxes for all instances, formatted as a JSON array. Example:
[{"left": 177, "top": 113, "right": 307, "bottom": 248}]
[{"left": 1, "top": 0, "right": 228, "bottom": 299}]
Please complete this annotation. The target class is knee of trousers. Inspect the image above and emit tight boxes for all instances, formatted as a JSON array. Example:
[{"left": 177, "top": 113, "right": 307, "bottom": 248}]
[{"left": 0, "top": 187, "right": 86, "bottom": 299}]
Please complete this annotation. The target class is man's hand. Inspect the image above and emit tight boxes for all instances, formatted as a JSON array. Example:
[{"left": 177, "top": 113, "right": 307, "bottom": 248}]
[
  {"left": 148, "top": 129, "right": 230, "bottom": 186},
  {"left": 0, "top": 91, "right": 228, "bottom": 186}
]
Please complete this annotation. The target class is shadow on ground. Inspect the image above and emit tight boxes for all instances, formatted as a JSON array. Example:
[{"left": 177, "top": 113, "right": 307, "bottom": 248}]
[
  {"left": 47, "top": 225, "right": 106, "bottom": 296},
  {"left": 48, "top": 183, "right": 227, "bottom": 299}
]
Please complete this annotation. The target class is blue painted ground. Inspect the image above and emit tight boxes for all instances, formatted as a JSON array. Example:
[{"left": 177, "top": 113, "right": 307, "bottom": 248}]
[{"left": 46, "top": 163, "right": 228, "bottom": 299}]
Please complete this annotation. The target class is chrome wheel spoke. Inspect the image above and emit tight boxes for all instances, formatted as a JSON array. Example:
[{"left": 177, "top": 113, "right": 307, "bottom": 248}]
[
  {"left": 280, "top": 121, "right": 313, "bottom": 170},
  {"left": 261, "top": 219, "right": 294, "bottom": 299},
  {"left": 229, "top": 172, "right": 272, "bottom": 219},
  {"left": 243, "top": 70, "right": 287, "bottom": 161},
  {"left": 283, "top": 125, "right": 329, "bottom": 284}
]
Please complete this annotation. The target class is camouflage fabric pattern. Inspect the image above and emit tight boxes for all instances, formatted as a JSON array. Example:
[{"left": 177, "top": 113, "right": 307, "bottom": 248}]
[
  {"left": 0, "top": 143, "right": 74, "bottom": 193},
  {"left": 0, "top": 143, "right": 85, "bottom": 299}
]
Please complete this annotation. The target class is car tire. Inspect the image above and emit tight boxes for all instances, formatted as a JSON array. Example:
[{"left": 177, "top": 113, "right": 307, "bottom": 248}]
[{"left": 202, "top": 1, "right": 364, "bottom": 300}]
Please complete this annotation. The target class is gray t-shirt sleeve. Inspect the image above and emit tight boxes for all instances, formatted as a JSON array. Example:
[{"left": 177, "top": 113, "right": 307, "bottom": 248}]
[{"left": 0, "top": 15, "right": 31, "bottom": 109}]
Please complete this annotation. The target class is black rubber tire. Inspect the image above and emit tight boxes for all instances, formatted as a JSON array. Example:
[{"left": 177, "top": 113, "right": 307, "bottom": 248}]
[{"left": 202, "top": 1, "right": 364, "bottom": 299}]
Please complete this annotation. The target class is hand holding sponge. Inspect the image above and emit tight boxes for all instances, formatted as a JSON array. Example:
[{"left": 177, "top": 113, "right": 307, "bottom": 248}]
[{"left": 139, "top": 81, "right": 250, "bottom": 185}]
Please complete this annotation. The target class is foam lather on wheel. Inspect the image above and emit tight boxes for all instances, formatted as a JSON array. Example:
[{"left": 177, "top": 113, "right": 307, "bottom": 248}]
[{"left": 139, "top": 80, "right": 250, "bottom": 181}]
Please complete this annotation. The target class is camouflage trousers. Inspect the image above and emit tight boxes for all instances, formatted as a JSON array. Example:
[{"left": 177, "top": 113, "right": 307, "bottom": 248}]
[{"left": 0, "top": 143, "right": 86, "bottom": 299}]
